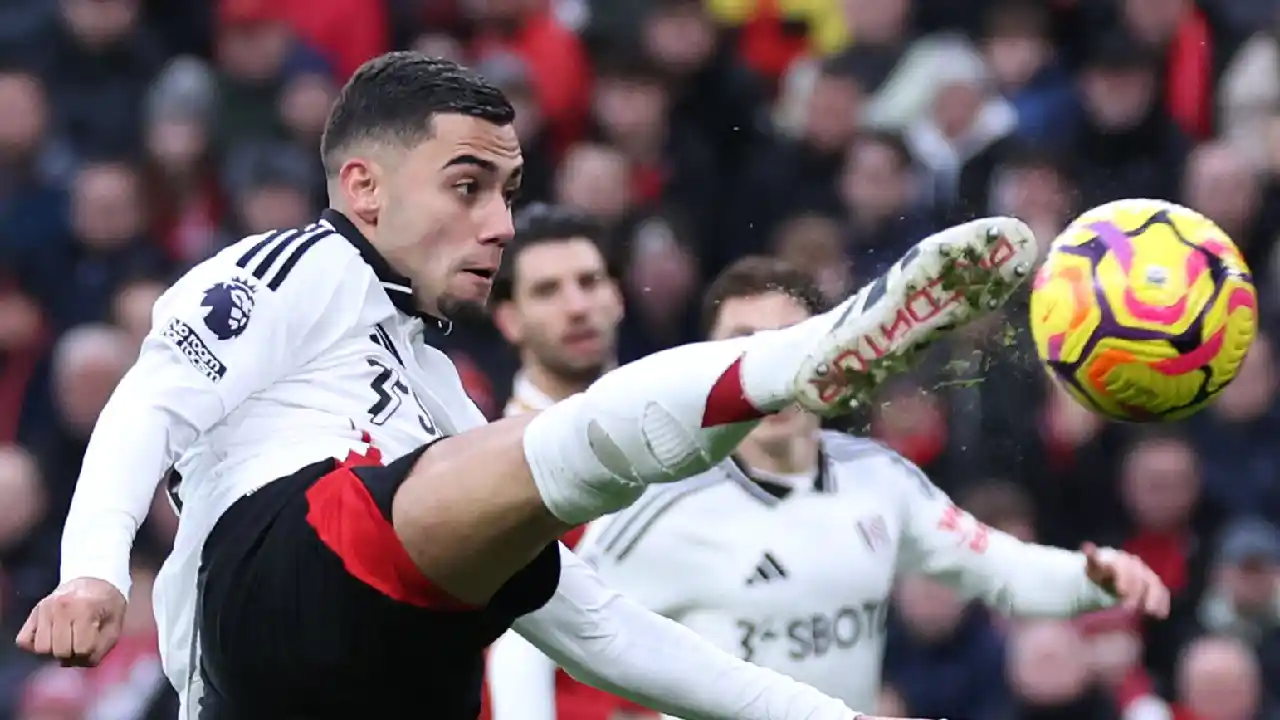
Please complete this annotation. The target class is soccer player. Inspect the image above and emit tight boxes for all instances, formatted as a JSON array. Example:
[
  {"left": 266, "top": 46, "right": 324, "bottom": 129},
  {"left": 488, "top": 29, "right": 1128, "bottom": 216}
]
[
  {"left": 18, "top": 54, "right": 1037, "bottom": 719},
  {"left": 487, "top": 256, "right": 1171, "bottom": 719},
  {"left": 491, "top": 204, "right": 622, "bottom": 420},
  {"left": 487, "top": 203, "right": 647, "bottom": 719}
]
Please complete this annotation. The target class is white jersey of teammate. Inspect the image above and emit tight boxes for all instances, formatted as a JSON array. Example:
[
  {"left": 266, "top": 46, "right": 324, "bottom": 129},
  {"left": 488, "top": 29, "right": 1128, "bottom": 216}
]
[
  {"left": 489, "top": 431, "right": 1114, "bottom": 718},
  {"left": 60, "top": 210, "right": 486, "bottom": 699}
]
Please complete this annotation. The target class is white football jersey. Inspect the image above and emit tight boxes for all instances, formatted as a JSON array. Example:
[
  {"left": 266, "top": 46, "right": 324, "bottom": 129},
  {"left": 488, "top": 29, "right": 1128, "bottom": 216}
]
[
  {"left": 576, "top": 432, "right": 1114, "bottom": 714},
  {"left": 59, "top": 209, "right": 487, "bottom": 704}
]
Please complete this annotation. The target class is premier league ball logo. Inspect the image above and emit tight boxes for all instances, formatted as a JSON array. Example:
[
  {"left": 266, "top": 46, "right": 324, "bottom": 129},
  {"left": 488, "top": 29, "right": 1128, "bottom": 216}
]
[{"left": 201, "top": 279, "right": 255, "bottom": 340}]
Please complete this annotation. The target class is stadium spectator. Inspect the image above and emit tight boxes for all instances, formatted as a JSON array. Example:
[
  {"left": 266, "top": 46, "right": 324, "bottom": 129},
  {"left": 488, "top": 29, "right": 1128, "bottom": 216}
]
[
  {"left": 141, "top": 57, "right": 224, "bottom": 266},
  {"left": 1183, "top": 142, "right": 1272, "bottom": 278},
  {"left": 110, "top": 276, "right": 166, "bottom": 349},
  {"left": 467, "top": 0, "right": 592, "bottom": 151},
  {"left": 0, "top": 282, "right": 48, "bottom": 445},
  {"left": 1112, "top": 0, "right": 1244, "bottom": 140},
  {"left": 1175, "top": 634, "right": 1276, "bottom": 720},
  {"left": 1120, "top": 431, "right": 1219, "bottom": 692},
  {"left": 34, "top": 325, "right": 133, "bottom": 521},
  {"left": 885, "top": 575, "right": 1011, "bottom": 720},
  {"left": 979, "top": 0, "right": 1078, "bottom": 146},
  {"left": 770, "top": 212, "right": 853, "bottom": 305},
  {"left": 741, "top": 57, "right": 865, "bottom": 251},
  {"left": 211, "top": 0, "right": 331, "bottom": 153},
  {"left": 840, "top": 130, "right": 935, "bottom": 282},
  {"left": 1198, "top": 518, "right": 1280, "bottom": 679},
  {"left": 901, "top": 34, "right": 1018, "bottom": 220},
  {"left": 1071, "top": 30, "right": 1192, "bottom": 207},
  {"left": 1007, "top": 620, "right": 1121, "bottom": 720},
  {"left": 1192, "top": 333, "right": 1280, "bottom": 520},
  {"left": 0, "top": 444, "right": 52, "bottom": 627},
  {"left": 28, "top": 0, "right": 165, "bottom": 160}
]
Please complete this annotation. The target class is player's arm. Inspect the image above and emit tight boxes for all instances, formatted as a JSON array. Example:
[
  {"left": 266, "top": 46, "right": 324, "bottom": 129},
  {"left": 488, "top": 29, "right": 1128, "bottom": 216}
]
[
  {"left": 56, "top": 251, "right": 364, "bottom": 597},
  {"left": 488, "top": 490, "right": 702, "bottom": 720},
  {"left": 512, "top": 544, "right": 860, "bottom": 720},
  {"left": 890, "top": 455, "right": 1168, "bottom": 617},
  {"left": 486, "top": 516, "right": 626, "bottom": 720}
]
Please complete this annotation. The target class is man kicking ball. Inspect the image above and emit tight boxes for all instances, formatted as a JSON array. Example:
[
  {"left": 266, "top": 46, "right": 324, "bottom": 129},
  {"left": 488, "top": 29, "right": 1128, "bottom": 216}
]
[{"left": 20, "top": 53, "right": 1039, "bottom": 719}]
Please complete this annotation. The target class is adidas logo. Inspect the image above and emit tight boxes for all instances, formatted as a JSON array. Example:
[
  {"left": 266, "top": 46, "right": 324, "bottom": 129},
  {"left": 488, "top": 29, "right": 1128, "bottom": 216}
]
[{"left": 745, "top": 552, "right": 788, "bottom": 585}]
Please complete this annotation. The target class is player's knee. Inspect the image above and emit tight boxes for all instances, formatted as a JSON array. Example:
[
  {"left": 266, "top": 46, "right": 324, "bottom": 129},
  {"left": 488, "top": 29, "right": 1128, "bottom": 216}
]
[{"left": 526, "top": 386, "right": 717, "bottom": 488}]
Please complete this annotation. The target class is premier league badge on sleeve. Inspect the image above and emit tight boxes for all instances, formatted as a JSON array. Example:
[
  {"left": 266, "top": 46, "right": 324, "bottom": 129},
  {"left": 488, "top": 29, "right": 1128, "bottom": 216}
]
[{"left": 201, "top": 279, "right": 256, "bottom": 340}]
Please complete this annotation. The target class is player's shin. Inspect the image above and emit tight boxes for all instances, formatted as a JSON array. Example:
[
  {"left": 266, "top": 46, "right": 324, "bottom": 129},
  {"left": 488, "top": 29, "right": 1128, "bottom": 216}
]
[{"left": 522, "top": 323, "right": 828, "bottom": 525}]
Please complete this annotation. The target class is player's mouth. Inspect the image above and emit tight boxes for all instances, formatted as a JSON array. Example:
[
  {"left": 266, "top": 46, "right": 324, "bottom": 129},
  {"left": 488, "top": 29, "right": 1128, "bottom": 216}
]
[
  {"left": 461, "top": 268, "right": 496, "bottom": 281},
  {"left": 562, "top": 327, "right": 602, "bottom": 351}
]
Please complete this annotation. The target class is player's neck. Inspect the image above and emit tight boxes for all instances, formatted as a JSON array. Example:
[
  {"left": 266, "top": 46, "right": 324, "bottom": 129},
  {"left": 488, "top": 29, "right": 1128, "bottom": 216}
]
[
  {"left": 735, "top": 432, "right": 820, "bottom": 477},
  {"left": 519, "top": 362, "right": 600, "bottom": 404}
]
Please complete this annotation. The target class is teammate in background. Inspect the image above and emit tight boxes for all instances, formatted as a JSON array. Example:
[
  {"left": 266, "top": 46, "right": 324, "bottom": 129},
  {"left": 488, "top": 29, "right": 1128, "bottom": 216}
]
[
  {"left": 487, "top": 256, "right": 1172, "bottom": 719},
  {"left": 21, "top": 53, "right": 1038, "bottom": 719},
  {"left": 491, "top": 204, "right": 621, "bottom": 420},
  {"left": 487, "top": 204, "right": 643, "bottom": 719}
]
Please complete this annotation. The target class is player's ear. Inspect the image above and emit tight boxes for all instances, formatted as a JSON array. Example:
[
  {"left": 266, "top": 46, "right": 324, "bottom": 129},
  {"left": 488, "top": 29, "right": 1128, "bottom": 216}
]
[
  {"left": 338, "top": 156, "right": 381, "bottom": 227},
  {"left": 491, "top": 300, "right": 523, "bottom": 345}
]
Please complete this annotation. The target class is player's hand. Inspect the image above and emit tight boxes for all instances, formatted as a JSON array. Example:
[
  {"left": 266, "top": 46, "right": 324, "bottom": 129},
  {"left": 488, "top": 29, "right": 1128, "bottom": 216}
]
[
  {"left": 1082, "top": 542, "right": 1170, "bottom": 618},
  {"left": 15, "top": 577, "right": 127, "bottom": 667}
]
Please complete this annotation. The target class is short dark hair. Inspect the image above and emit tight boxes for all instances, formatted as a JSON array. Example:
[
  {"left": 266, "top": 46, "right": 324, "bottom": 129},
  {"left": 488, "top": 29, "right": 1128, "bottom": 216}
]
[
  {"left": 594, "top": 47, "right": 664, "bottom": 85},
  {"left": 320, "top": 52, "right": 515, "bottom": 176},
  {"left": 701, "top": 256, "right": 827, "bottom": 336},
  {"left": 491, "top": 203, "right": 608, "bottom": 304},
  {"left": 983, "top": 0, "right": 1050, "bottom": 40},
  {"left": 848, "top": 130, "right": 913, "bottom": 171}
]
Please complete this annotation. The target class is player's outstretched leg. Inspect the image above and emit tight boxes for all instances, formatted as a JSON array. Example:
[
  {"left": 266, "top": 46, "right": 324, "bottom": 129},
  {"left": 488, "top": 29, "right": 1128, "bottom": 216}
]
[
  {"left": 523, "top": 217, "right": 1036, "bottom": 520},
  {"left": 392, "top": 218, "right": 1035, "bottom": 602}
]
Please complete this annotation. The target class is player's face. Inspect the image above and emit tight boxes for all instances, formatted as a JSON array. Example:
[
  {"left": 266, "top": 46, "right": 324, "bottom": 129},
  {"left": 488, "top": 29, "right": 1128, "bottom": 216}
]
[
  {"left": 375, "top": 114, "right": 523, "bottom": 319},
  {"left": 709, "top": 292, "right": 820, "bottom": 445},
  {"left": 504, "top": 239, "right": 622, "bottom": 382}
]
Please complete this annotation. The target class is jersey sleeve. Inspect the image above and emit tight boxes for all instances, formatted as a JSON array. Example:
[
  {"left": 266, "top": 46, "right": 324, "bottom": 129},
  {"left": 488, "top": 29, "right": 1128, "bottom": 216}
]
[
  {"left": 511, "top": 545, "right": 857, "bottom": 720},
  {"left": 60, "top": 240, "right": 367, "bottom": 597},
  {"left": 574, "top": 483, "right": 710, "bottom": 618},
  {"left": 889, "top": 453, "right": 1115, "bottom": 616},
  {"left": 484, "top": 511, "right": 672, "bottom": 720}
]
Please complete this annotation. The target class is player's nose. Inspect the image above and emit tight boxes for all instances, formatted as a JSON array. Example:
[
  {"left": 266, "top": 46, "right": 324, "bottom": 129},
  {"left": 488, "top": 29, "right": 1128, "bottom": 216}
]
[
  {"left": 478, "top": 202, "right": 516, "bottom": 247},
  {"left": 563, "top": 286, "right": 592, "bottom": 314}
]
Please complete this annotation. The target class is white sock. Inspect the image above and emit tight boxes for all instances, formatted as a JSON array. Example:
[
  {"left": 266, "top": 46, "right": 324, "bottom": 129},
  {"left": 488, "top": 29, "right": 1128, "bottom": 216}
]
[{"left": 524, "top": 319, "right": 830, "bottom": 524}]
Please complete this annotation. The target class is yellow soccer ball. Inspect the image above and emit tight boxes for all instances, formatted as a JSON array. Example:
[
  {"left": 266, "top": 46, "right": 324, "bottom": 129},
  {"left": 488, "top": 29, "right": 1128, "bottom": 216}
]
[{"left": 1029, "top": 199, "right": 1258, "bottom": 422}]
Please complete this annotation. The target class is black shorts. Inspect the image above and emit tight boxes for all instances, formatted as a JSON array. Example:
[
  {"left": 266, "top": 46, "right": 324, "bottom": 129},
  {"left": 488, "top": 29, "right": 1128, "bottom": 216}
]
[{"left": 195, "top": 444, "right": 560, "bottom": 719}]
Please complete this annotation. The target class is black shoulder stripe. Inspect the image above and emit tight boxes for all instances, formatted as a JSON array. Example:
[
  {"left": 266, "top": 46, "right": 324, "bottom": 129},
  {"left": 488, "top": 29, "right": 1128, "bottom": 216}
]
[
  {"left": 250, "top": 224, "right": 321, "bottom": 283},
  {"left": 613, "top": 480, "right": 720, "bottom": 562},
  {"left": 251, "top": 230, "right": 303, "bottom": 281},
  {"left": 593, "top": 490, "right": 672, "bottom": 557},
  {"left": 595, "top": 477, "right": 721, "bottom": 562},
  {"left": 235, "top": 228, "right": 293, "bottom": 270},
  {"left": 267, "top": 227, "right": 333, "bottom": 290}
]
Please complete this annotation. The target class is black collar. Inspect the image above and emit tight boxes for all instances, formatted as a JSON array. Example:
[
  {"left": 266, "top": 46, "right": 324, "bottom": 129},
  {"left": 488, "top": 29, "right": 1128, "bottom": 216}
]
[
  {"left": 320, "top": 208, "right": 452, "bottom": 334},
  {"left": 728, "top": 445, "right": 834, "bottom": 505}
]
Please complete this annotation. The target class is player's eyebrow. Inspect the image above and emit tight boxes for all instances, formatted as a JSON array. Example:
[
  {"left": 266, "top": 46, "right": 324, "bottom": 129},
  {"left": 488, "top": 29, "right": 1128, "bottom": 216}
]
[{"left": 443, "top": 154, "right": 498, "bottom": 172}]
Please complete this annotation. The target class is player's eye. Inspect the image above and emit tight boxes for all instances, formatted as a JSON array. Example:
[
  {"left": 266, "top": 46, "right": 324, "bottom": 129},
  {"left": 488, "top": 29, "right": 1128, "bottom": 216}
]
[{"left": 454, "top": 180, "right": 479, "bottom": 199}]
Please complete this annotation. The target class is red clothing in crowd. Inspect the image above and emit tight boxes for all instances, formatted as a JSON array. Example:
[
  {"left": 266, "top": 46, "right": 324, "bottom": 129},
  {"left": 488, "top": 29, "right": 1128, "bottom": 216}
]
[
  {"left": 219, "top": 0, "right": 389, "bottom": 80},
  {"left": 472, "top": 10, "right": 591, "bottom": 152},
  {"left": 1123, "top": 530, "right": 1190, "bottom": 595}
]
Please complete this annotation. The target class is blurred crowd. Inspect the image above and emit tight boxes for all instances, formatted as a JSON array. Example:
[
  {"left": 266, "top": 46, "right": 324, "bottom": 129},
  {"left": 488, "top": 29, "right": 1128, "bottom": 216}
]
[{"left": 2, "top": 0, "right": 1280, "bottom": 718}]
